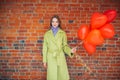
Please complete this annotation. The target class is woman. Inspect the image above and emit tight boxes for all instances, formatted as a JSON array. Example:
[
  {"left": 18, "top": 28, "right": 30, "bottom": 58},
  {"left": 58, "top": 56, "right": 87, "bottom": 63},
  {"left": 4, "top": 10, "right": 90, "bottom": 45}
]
[{"left": 42, "top": 15, "right": 76, "bottom": 80}]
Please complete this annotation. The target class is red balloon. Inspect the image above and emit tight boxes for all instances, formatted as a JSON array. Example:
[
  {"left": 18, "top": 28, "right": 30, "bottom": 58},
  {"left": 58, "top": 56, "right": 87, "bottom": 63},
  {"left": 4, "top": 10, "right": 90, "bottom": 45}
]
[
  {"left": 100, "top": 23, "right": 115, "bottom": 38},
  {"left": 83, "top": 41, "right": 96, "bottom": 55},
  {"left": 104, "top": 10, "right": 117, "bottom": 23},
  {"left": 77, "top": 24, "right": 90, "bottom": 40},
  {"left": 91, "top": 12, "right": 108, "bottom": 29},
  {"left": 85, "top": 29, "right": 104, "bottom": 45}
]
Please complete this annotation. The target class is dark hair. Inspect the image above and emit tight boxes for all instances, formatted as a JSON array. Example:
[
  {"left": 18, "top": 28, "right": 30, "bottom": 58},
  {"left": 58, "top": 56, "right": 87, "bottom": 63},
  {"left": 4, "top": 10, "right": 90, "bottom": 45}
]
[{"left": 50, "top": 15, "right": 62, "bottom": 29}]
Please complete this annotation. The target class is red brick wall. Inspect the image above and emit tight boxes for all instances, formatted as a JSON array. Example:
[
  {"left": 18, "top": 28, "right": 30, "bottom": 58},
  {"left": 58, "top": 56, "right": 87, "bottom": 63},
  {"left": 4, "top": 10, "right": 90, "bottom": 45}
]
[{"left": 0, "top": 0, "right": 120, "bottom": 80}]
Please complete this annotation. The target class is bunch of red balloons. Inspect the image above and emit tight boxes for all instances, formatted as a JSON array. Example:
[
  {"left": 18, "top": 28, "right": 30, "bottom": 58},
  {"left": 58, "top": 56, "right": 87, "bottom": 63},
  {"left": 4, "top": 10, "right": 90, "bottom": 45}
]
[{"left": 77, "top": 9, "right": 117, "bottom": 55}]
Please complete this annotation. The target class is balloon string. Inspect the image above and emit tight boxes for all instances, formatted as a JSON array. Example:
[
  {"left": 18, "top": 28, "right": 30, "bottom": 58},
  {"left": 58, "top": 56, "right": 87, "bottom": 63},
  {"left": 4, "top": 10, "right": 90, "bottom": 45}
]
[
  {"left": 74, "top": 41, "right": 92, "bottom": 74},
  {"left": 75, "top": 41, "right": 101, "bottom": 78},
  {"left": 75, "top": 54, "right": 92, "bottom": 73}
]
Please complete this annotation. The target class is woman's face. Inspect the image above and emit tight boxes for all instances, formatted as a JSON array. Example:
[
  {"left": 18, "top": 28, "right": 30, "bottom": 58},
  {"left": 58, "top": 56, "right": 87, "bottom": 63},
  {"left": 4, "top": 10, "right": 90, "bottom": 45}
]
[{"left": 51, "top": 18, "right": 59, "bottom": 28}]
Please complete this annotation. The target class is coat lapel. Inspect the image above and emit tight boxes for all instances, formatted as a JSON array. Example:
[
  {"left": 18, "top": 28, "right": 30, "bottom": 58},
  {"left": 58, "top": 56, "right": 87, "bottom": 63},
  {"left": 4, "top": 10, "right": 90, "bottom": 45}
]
[{"left": 48, "top": 29, "right": 63, "bottom": 48}]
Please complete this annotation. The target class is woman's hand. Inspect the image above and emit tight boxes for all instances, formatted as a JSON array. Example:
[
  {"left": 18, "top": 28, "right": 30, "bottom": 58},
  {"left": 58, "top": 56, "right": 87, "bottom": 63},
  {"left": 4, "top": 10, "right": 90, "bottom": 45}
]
[
  {"left": 71, "top": 47, "right": 77, "bottom": 53},
  {"left": 43, "top": 63, "right": 47, "bottom": 68}
]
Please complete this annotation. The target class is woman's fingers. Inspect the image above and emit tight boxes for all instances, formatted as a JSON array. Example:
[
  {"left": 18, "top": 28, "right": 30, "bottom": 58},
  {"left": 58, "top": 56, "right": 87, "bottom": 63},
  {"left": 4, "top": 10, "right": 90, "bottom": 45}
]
[
  {"left": 43, "top": 63, "right": 47, "bottom": 68},
  {"left": 71, "top": 47, "right": 77, "bottom": 53}
]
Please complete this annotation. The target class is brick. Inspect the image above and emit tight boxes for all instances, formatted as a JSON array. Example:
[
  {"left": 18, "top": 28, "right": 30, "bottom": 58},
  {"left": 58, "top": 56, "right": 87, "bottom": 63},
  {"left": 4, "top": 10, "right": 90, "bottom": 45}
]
[
  {"left": 12, "top": 75, "right": 18, "bottom": 79},
  {"left": 19, "top": 62, "right": 29, "bottom": 65},
  {"left": 23, "top": 53, "right": 30, "bottom": 57},
  {"left": 19, "top": 75, "right": 29, "bottom": 79}
]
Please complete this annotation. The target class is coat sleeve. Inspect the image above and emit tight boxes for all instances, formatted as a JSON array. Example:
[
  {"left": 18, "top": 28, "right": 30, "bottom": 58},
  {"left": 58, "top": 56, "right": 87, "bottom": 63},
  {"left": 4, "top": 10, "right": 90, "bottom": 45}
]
[
  {"left": 62, "top": 32, "right": 74, "bottom": 58},
  {"left": 42, "top": 33, "right": 48, "bottom": 63}
]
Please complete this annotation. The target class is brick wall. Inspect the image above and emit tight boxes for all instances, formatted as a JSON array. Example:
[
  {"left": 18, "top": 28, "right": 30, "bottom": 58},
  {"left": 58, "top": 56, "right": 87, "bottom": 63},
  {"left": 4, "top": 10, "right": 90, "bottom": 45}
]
[{"left": 0, "top": 0, "right": 120, "bottom": 80}]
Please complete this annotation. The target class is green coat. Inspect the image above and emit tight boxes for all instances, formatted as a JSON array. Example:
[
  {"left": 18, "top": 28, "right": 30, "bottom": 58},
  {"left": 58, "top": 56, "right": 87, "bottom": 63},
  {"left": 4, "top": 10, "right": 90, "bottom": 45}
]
[{"left": 42, "top": 29, "right": 74, "bottom": 80}]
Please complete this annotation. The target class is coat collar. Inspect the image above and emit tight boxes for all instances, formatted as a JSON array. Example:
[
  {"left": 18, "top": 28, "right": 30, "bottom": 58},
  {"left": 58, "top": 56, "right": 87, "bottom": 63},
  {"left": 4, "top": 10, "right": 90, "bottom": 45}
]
[
  {"left": 49, "top": 28, "right": 63, "bottom": 32},
  {"left": 48, "top": 28, "right": 63, "bottom": 36}
]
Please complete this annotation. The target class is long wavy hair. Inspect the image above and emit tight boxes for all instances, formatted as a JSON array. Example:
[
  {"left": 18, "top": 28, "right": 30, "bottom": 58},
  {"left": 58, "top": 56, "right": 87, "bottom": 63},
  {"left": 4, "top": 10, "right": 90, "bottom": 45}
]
[{"left": 50, "top": 15, "right": 62, "bottom": 29}]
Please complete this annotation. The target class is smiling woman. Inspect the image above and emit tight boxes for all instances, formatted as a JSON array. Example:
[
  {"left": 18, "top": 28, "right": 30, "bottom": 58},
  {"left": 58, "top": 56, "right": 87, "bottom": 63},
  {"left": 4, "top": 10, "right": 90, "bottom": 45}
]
[{"left": 42, "top": 15, "right": 77, "bottom": 80}]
